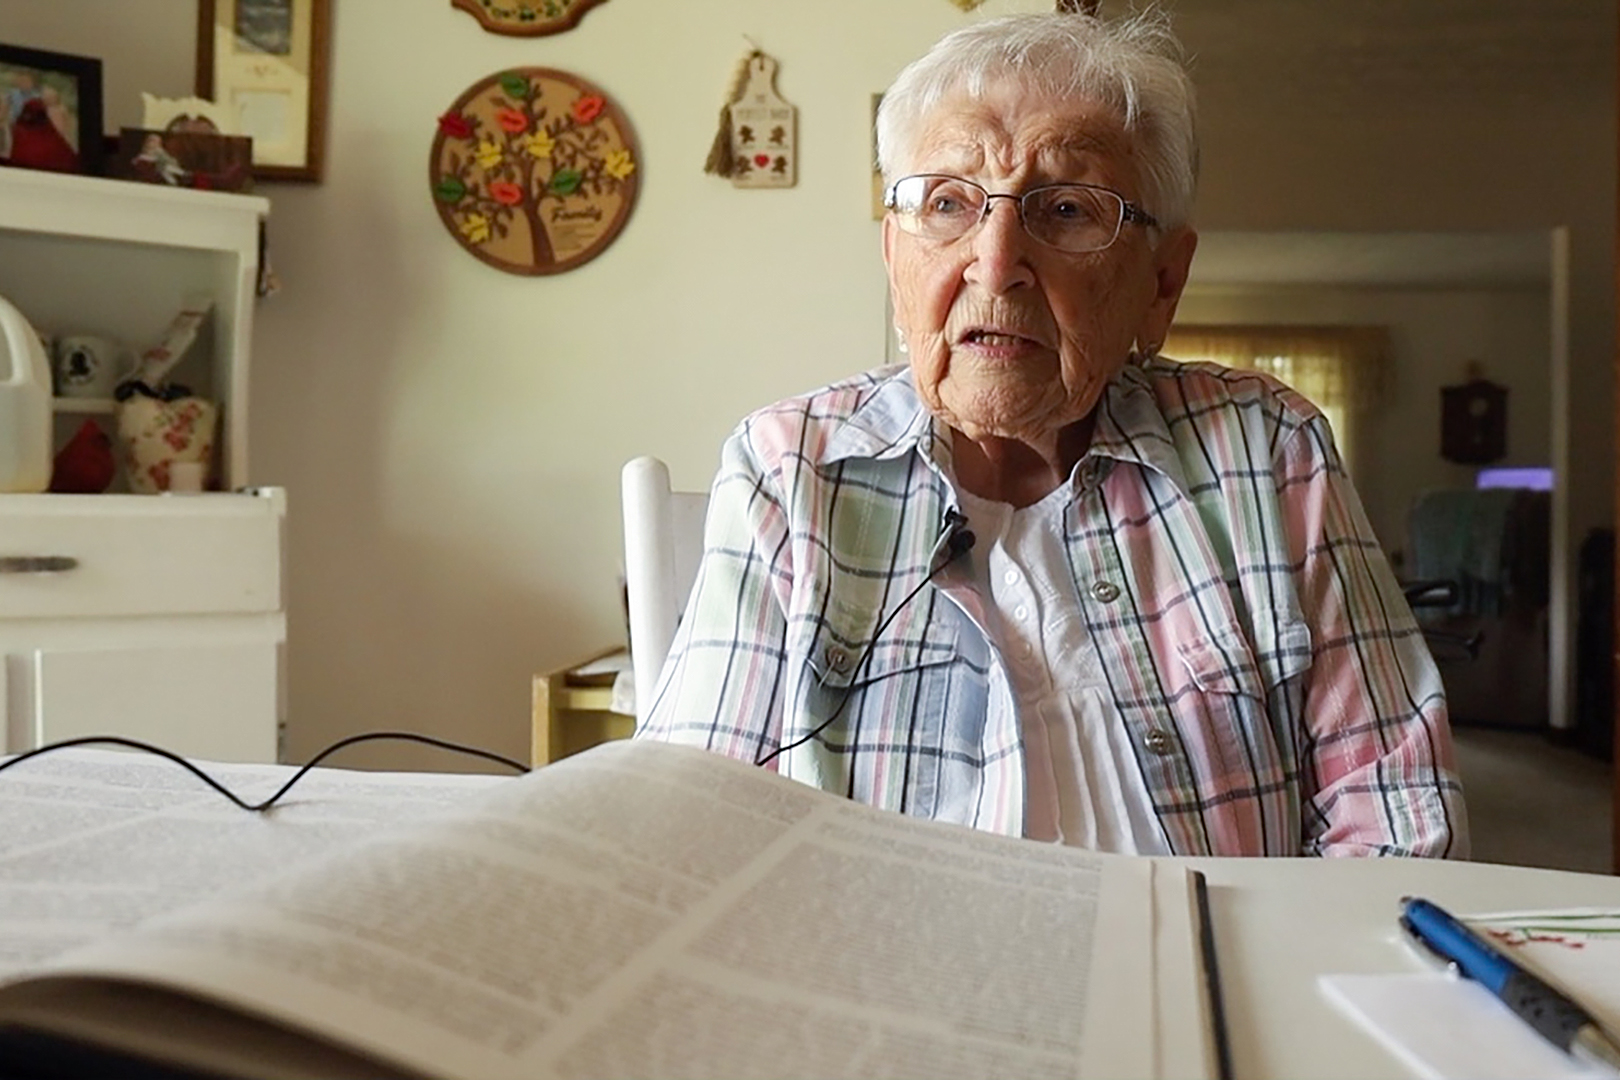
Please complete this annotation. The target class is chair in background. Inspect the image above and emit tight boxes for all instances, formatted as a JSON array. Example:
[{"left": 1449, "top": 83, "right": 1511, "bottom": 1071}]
[
  {"left": 621, "top": 456, "right": 708, "bottom": 724},
  {"left": 1406, "top": 486, "right": 1551, "bottom": 728}
]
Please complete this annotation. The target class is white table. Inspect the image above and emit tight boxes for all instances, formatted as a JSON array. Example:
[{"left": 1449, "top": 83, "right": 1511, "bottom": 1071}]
[
  {"left": 1192, "top": 857, "right": 1620, "bottom": 1079},
  {"left": 5, "top": 746, "right": 1615, "bottom": 1079}
]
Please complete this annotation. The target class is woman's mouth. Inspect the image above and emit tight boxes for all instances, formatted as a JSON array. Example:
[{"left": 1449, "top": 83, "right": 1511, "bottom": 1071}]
[{"left": 959, "top": 328, "right": 1044, "bottom": 355}]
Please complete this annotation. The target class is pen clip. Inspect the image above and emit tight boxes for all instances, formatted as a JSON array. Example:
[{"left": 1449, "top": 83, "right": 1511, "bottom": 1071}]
[{"left": 1400, "top": 913, "right": 1463, "bottom": 979}]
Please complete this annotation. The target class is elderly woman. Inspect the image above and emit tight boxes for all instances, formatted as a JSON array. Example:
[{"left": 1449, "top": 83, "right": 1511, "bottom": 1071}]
[{"left": 639, "top": 10, "right": 1467, "bottom": 858}]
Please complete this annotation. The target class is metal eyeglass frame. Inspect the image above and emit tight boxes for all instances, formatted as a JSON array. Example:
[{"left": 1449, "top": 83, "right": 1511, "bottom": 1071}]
[{"left": 882, "top": 173, "right": 1161, "bottom": 253}]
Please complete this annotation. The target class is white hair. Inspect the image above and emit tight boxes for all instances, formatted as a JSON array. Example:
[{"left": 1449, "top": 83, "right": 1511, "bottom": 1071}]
[{"left": 875, "top": 8, "right": 1198, "bottom": 229}]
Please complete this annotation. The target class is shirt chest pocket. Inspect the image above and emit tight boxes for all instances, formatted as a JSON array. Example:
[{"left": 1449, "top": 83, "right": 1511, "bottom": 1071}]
[
  {"left": 1168, "top": 619, "right": 1313, "bottom": 783},
  {"left": 793, "top": 590, "right": 965, "bottom": 738}
]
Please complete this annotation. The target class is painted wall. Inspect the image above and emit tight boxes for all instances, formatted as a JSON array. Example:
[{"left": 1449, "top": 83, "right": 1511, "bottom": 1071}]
[{"left": 4, "top": 0, "right": 1612, "bottom": 767}]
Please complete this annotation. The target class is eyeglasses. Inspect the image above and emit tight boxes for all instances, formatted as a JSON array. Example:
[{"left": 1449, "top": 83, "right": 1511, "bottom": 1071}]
[{"left": 883, "top": 174, "right": 1160, "bottom": 254}]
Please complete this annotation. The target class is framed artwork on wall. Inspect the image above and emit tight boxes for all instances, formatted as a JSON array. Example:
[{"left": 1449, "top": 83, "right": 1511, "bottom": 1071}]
[
  {"left": 0, "top": 44, "right": 104, "bottom": 176},
  {"left": 870, "top": 93, "right": 886, "bottom": 220},
  {"left": 429, "top": 67, "right": 640, "bottom": 276},
  {"left": 196, "top": 0, "right": 331, "bottom": 182}
]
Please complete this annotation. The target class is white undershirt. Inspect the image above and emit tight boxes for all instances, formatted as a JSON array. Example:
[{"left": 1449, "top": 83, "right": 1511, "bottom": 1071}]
[{"left": 955, "top": 482, "right": 1170, "bottom": 855}]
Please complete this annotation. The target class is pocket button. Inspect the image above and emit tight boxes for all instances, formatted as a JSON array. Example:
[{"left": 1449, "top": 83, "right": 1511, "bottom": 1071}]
[{"left": 824, "top": 645, "right": 851, "bottom": 672}]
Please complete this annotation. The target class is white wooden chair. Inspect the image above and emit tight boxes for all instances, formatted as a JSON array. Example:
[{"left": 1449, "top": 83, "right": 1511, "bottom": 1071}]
[{"left": 620, "top": 456, "right": 708, "bottom": 724}]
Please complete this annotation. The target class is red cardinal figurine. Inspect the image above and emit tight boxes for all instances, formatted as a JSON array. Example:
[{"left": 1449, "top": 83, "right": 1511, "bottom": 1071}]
[
  {"left": 8, "top": 98, "right": 80, "bottom": 173},
  {"left": 50, "top": 419, "right": 116, "bottom": 494}
]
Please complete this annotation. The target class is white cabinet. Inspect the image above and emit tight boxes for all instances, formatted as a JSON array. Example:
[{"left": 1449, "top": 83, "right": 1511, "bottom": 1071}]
[{"left": 0, "top": 169, "right": 284, "bottom": 763}]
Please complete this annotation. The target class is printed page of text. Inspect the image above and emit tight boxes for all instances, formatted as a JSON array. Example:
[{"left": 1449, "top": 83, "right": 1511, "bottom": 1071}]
[{"left": 18, "top": 741, "right": 1171, "bottom": 1080}]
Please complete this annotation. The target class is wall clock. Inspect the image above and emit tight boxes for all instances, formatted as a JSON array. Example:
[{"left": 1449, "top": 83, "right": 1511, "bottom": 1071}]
[
  {"left": 450, "top": 0, "right": 610, "bottom": 36},
  {"left": 429, "top": 68, "right": 639, "bottom": 275}
]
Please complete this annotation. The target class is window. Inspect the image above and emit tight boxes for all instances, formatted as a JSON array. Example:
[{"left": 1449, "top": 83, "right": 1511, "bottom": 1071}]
[{"left": 1161, "top": 325, "right": 1387, "bottom": 473}]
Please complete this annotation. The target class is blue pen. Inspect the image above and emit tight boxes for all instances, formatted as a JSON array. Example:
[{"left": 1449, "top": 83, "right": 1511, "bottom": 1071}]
[{"left": 1400, "top": 896, "right": 1620, "bottom": 1073}]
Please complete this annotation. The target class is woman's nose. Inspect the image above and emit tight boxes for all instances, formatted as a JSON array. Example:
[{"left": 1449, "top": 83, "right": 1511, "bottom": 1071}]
[{"left": 964, "top": 198, "right": 1036, "bottom": 292}]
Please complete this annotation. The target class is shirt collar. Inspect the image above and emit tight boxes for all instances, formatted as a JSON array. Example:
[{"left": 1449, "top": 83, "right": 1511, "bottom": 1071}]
[
  {"left": 1088, "top": 360, "right": 1193, "bottom": 496},
  {"left": 821, "top": 366, "right": 951, "bottom": 468},
  {"left": 820, "top": 359, "right": 1192, "bottom": 498}
]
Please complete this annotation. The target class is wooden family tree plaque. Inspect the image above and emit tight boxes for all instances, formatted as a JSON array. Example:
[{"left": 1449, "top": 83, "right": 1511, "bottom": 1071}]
[
  {"left": 450, "top": 0, "right": 610, "bottom": 36},
  {"left": 429, "top": 68, "right": 639, "bottom": 275}
]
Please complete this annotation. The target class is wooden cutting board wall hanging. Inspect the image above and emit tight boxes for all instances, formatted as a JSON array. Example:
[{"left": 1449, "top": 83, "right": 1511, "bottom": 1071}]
[
  {"left": 703, "top": 49, "right": 797, "bottom": 189},
  {"left": 430, "top": 68, "right": 639, "bottom": 275}
]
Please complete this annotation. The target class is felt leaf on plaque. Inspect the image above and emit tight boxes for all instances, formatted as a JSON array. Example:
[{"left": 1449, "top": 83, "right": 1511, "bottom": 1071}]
[
  {"left": 549, "top": 168, "right": 582, "bottom": 195},
  {"left": 438, "top": 112, "right": 474, "bottom": 139},
  {"left": 500, "top": 72, "right": 532, "bottom": 100}
]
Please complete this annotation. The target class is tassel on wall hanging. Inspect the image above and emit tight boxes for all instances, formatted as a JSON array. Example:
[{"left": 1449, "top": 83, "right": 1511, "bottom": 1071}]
[{"left": 704, "top": 47, "right": 797, "bottom": 189}]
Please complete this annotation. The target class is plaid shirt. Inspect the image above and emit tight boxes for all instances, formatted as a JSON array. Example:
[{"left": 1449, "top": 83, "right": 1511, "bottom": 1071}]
[{"left": 639, "top": 359, "right": 1468, "bottom": 858}]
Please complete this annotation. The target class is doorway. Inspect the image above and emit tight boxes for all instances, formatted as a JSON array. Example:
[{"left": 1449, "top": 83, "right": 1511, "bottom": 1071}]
[{"left": 1176, "top": 229, "right": 1574, "bottom": 738}]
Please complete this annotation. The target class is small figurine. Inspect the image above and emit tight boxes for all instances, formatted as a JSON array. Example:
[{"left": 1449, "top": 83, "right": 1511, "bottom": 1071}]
[{"left": 50, "top": 419, "right": 116, "bottom": 494}]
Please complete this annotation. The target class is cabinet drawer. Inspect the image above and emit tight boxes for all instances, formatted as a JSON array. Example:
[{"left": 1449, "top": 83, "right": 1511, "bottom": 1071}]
[{"left": 0, "top": 491, "right": 283, "bottom": 618}]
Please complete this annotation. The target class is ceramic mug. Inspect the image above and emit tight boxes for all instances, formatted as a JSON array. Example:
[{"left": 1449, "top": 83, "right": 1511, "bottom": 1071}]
[{"left": 53, "top": 335, "right": 137, "bottom": 399}]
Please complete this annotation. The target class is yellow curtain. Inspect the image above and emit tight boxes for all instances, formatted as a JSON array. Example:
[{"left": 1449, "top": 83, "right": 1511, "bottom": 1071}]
[{"left": 1161, "top": 325, "right": 1388, "bottom": 473}]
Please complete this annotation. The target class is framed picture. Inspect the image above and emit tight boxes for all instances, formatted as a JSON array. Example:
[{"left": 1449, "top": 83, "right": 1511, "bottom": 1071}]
[
  {"left": 0, "top": 44, "right": 104, "bottom": 176},
  {"left": 111, "top": 127, "right": 255, "bottom": 193},
  {"left": 870, "top": 93, "right": 886, "bottom": 220},
  {"left": 196, "top": 0, "right": 331, "bottom": 182}
]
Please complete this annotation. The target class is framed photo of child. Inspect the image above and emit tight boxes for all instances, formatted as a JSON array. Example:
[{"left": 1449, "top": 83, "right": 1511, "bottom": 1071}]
[
  {"left": 111, "top": 127, "right": 255, "bottom": 193},
  {"left": 0, "top": 44, "right": 104, "bottom": 176}
]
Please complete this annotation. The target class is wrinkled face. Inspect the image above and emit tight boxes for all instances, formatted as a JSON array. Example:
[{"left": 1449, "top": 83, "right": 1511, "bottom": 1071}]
[{"left": 883, "top": 81, "right": 1195, "bottom": 444}]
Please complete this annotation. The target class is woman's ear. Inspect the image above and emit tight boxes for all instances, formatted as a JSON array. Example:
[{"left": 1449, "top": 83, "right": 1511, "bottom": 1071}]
[{"left": 1136, "top": 226, "right": 1198, "bottom": 351}]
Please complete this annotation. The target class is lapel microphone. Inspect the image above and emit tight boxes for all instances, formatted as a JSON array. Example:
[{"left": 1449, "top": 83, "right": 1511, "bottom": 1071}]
[
  {"left": 755, "top": 509, "right": 974, "bottom": 767},
  {"left": 941, "top": 509, "right": 977, "bottom": 565}
]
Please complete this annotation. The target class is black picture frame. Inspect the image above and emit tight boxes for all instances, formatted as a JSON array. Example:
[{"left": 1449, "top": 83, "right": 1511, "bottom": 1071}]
[{"left": 0, "top": 43, "right": 105, "bottom": 177}]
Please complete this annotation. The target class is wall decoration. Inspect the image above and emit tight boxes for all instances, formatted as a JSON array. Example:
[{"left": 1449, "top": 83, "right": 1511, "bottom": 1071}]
[
  {"left": 1441, "top": 367, "right": 1508, "bottom": 465},
  {"left": 0, "top": 44, "right": 104, "bottom": 176},
  {"left": 429, "top": 68, "right": 639, "bottom": 276},
  {"left": 196, "top": 0, "right": 331, "bottom": 182},
  {"left": 450, "top": 0, "right": 611, "bottom": 37},
  {"left": 112, "top": 128, "right": 255, "bottom": 192},
  {"left": 703, "top": 49, "right": 796, "bottom": 189},
  {"left": 870, "top": 92, "right": 886, "bottom": 220}
]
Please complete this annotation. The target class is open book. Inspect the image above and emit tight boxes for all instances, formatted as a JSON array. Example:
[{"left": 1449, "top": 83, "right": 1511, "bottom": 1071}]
[{"left": 0, "top": 739, "right": 1210, "bottom": 1080}]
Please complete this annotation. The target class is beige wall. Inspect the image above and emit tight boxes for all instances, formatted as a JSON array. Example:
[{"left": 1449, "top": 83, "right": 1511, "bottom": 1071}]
[{"left": 6, "top": 1, "right": 1613, "bottom": 768}]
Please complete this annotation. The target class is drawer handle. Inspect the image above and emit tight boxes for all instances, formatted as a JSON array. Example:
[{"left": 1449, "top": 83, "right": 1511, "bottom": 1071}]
[{"left": 0, "top": 556, "right": 79, "bottom": 574}]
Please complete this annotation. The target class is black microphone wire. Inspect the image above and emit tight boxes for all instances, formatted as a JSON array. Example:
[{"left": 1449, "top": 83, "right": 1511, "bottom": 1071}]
[
  {"left": 756, "top": 520, "right": 974, "bottom": 768},
  {"left": 0, "top": 732, "right": 530, "bottom": 812}
]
